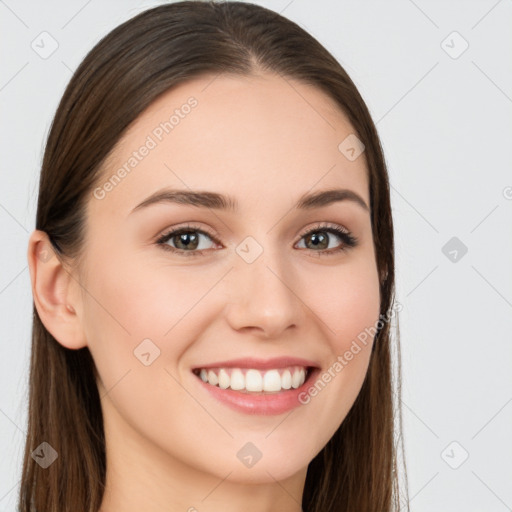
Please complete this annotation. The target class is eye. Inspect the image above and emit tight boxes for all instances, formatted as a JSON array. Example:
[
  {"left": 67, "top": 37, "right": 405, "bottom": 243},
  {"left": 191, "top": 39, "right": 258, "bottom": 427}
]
[
  {"left": 156, "top": 224, "right": 219, "bottom": 257},
  {"left": 155, "top": 222, "right": 359, "bottom": 257},
  {"left": 295, "top": 223, "right": 358, "bottom": 256}
]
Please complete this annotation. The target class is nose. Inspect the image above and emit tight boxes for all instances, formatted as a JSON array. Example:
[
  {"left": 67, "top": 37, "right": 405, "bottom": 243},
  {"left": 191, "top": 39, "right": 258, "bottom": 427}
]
[{"left": 223, "top": 248, "right": 304, "bottom": 339}]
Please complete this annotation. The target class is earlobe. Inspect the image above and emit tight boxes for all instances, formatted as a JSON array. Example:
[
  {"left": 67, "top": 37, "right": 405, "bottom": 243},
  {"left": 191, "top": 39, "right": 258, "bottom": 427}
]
[{"left": 27, "top": 229, "right": 87, "bottom": 350}]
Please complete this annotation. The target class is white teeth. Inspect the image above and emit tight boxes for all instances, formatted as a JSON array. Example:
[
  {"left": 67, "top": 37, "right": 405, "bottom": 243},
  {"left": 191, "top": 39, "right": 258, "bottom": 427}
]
[
  {"left": 281, "top": 369, "right": 292, "bottom": 389},
  {"left": 207, "top": 369, "right": 218, "bottom": 386},
  {"left": 263, "top": 369, "right": 281, "bottom": 392},
  {"left": 218, "top": 368, "right": 230, "bottom": 389},
  {"left": 291, "top": 369, "right": 302, "bottom": 389},
  {"left": 230, "top": 369, "right": 245, "bottom": 391},
  {"left": 245, "top": 369, "right": 263, "bottom": 392},
  {"left": 196, "top": 366, "right": 308, "bottom": 393}
]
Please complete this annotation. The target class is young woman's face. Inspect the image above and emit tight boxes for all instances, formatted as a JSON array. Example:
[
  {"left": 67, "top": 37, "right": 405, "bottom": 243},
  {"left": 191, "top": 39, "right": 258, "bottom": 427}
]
[{"left": 79, "top": 72, "right": 380, "bottom": 485}]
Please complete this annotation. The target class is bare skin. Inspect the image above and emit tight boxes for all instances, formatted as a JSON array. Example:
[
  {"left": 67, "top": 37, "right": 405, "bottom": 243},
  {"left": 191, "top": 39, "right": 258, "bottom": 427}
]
[{"left": 27, "top": 71, "right": 381, "bottom": 512}]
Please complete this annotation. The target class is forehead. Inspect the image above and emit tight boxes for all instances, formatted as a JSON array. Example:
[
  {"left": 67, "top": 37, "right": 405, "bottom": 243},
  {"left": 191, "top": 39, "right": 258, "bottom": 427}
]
[{"left": 91, "top": 72, "right": 369, "bottom": 219}]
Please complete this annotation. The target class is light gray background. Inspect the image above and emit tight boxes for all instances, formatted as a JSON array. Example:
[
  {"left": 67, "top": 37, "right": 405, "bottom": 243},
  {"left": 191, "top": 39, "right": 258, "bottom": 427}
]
[{"left": 1, "top": 0, "right": 511, "bottom": 510}]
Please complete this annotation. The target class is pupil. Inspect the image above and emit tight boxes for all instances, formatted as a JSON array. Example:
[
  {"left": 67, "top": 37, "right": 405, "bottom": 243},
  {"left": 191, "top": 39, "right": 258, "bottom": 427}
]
[
  {"left": 309, "top": 232, "right": 327, "bottom": 249},
  {"left": 178, "top": 232, "right": 198, "bottom": 249}
]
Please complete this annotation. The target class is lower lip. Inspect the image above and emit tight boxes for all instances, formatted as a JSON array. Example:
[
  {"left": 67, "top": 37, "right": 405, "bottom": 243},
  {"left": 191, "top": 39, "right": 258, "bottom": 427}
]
[{"left": 193, "top": 368, "right": 321, "bottom": 416}]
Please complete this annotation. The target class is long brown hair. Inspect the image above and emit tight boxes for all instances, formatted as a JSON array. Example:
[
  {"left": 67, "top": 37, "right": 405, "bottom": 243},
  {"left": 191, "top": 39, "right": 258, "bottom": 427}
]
[{"left": 20, "top": 2, "right": 409, "bottom": 510}]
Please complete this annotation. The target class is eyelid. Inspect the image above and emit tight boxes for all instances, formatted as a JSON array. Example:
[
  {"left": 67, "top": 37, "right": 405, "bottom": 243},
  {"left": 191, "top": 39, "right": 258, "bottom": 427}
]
[
  {"left": 298, "top": 221, "right": 350, "bottom": 237},
  {"left": 157, "top": 223, "right": 219, "bottom": 242}
]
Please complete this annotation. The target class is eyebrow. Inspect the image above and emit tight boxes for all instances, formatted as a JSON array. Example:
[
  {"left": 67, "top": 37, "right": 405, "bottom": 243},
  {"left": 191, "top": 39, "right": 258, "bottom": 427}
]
[{"left": 129, "top": 187, "right": 369, "bottom": 215}]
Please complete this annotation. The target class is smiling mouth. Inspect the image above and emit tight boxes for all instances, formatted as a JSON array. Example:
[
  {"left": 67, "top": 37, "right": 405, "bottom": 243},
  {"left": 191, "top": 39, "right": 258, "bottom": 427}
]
[{"left": 192, "top": 365, "right": 316, "bottom": 394}]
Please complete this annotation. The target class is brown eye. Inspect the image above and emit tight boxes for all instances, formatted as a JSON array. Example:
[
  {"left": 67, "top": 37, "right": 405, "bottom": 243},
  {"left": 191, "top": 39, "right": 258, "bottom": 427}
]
[
  {"left": 155, "top": 223, "right": 358, "bottom": 258},
  {"left": 303, "top": 231, "right": 329, "bottom": 250},
  {"left": 172, "top": 231, "right": 200, "bottom": 250},
  {"left": 156, "top": 225, "right": 219, "bottom": 256},
  {"left": 296, "top": 224, "right": 358, "bottom": 255}
]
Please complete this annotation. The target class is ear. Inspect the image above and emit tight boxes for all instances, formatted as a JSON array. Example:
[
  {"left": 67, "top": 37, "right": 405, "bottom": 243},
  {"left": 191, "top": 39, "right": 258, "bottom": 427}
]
[{"left": 27, "top": 229, "right": 87, "bottom": 349}]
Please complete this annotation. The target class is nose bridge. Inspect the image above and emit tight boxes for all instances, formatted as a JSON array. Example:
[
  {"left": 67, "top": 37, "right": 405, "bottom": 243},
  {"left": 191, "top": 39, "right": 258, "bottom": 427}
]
[{"left": 224, "top": 235, "right": 302, "bottom": 336}]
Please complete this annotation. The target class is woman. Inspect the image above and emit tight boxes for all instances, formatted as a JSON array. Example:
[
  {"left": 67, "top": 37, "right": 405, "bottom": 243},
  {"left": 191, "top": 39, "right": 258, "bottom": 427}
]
[{"left": 22, "top": 1, "right": 409, "bottom": 510}]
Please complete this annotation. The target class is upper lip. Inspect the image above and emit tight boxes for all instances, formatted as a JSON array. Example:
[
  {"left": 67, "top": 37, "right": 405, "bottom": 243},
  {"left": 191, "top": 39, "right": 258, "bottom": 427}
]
[{"left": 192, "top": 356, "right": 320, "bottom": 371}]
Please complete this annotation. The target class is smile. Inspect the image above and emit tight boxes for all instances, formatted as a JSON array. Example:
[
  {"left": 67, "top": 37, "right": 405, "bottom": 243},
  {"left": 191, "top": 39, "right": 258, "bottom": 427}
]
[
  {"left": 192, "top": 364, "right": 321, "bottom": 416},
  {"left": 192, "top": 366, "right": 311, "bottom": 393}
]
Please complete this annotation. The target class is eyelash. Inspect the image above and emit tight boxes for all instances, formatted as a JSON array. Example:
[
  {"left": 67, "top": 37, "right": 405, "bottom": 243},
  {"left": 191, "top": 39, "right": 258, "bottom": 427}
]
[{"left": 155, "top": 222, "right": 359, "bottom": 257}]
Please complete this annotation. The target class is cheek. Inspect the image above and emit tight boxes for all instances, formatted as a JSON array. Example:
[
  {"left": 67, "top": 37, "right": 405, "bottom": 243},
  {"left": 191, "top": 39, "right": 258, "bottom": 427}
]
[
  {"left": 83, "top": 251, "right": 216, "bottom": 347},
  {"left": 298, "top": 256, "right": 381, "bottom": 348},
  {"left": 79, "top": 254, "right": 236, "bottom": 468},
  {"left": 80, "top": 251, "right": 228, "bottom": 399},
  {"left": 292, "top": 257, "right": 381, "bottom": 436}
]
